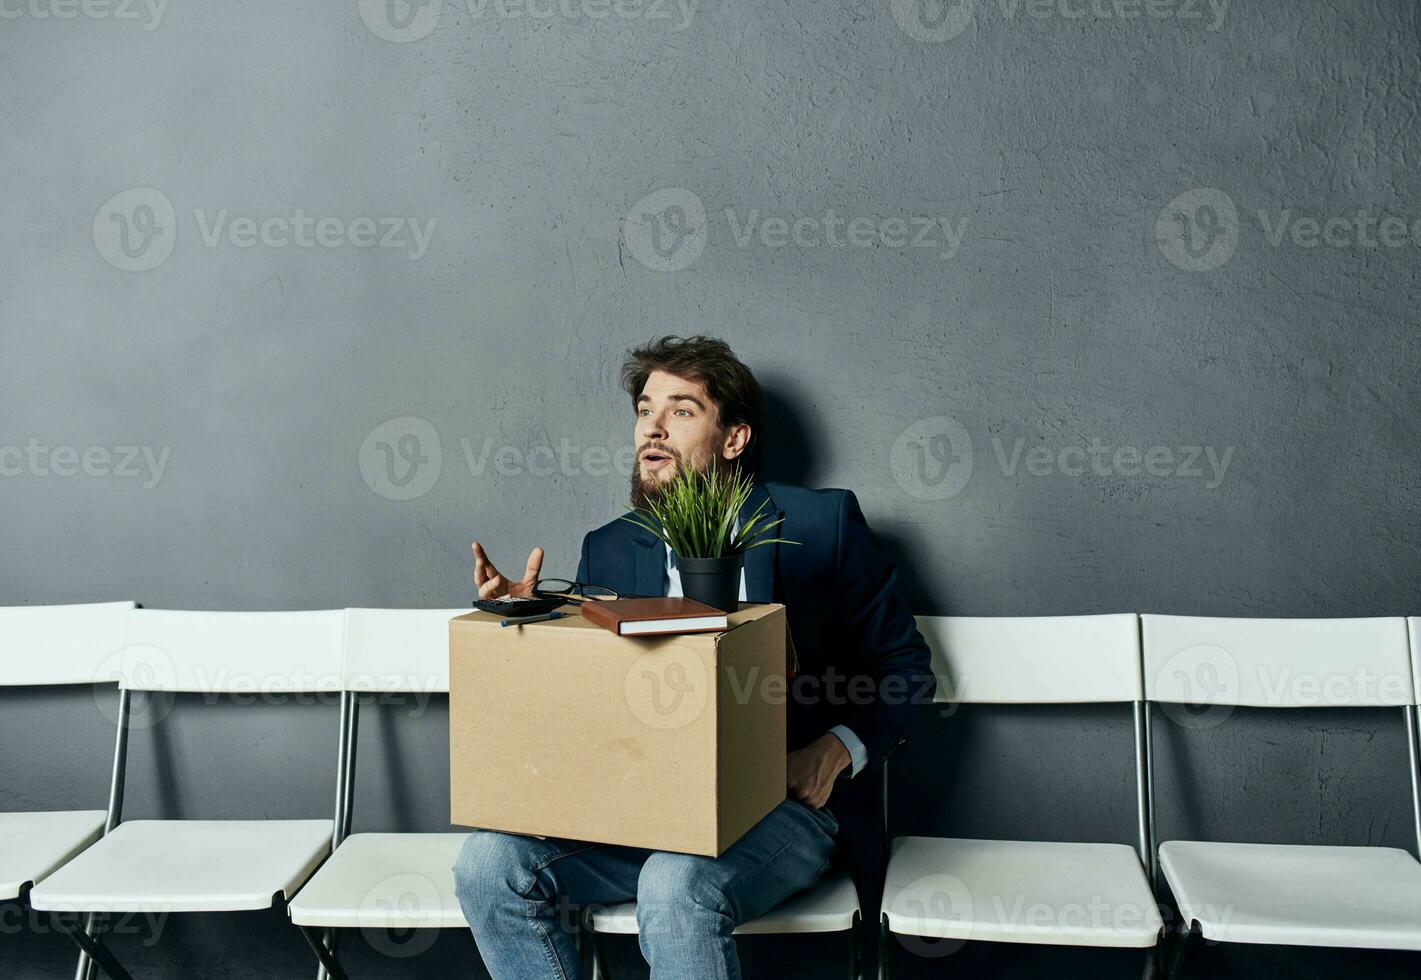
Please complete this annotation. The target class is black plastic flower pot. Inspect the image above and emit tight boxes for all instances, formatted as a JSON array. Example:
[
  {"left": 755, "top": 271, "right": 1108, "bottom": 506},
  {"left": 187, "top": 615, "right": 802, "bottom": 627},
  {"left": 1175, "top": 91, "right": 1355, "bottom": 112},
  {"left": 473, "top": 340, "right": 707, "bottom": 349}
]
[{"left": 673, "top": 553, "right": 744, "bottom": 613}]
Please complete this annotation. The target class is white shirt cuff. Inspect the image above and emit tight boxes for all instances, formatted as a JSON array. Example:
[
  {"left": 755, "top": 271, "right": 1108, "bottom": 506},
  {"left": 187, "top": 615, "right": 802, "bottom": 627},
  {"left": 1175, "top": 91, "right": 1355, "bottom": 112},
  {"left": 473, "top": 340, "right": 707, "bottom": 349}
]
[{"left": 828, "top": 724, "right": 868, "bottom": 779}]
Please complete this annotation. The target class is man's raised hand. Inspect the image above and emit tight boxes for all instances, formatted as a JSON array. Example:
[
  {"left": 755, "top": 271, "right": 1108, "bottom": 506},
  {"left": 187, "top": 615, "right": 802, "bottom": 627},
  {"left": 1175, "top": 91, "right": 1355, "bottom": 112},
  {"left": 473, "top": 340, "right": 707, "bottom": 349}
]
[{"left": 471, "top": 542, "right": 545, "bottom": 600}]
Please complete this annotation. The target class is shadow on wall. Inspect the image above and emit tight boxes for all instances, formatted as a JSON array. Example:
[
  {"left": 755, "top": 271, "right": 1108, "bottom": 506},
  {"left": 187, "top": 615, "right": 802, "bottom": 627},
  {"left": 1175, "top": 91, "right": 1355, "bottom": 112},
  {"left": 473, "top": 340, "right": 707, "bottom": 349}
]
[{"left": 759, "top": 374, "right": 939, "bottom": 615}]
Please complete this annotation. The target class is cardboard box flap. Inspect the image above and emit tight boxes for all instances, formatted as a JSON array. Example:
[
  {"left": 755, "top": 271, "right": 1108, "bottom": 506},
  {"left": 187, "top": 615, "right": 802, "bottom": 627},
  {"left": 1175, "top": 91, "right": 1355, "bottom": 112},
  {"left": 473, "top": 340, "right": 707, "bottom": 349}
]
[{"left": 450, "top": 601, "right": 785, "bottom": 636}]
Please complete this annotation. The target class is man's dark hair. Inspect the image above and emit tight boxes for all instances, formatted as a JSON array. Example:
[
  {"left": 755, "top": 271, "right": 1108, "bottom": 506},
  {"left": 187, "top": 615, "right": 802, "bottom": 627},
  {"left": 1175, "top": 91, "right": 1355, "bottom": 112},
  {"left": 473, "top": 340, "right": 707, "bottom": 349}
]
[{"left": 621, "top": 335, "right": 767, "bottom": 476}]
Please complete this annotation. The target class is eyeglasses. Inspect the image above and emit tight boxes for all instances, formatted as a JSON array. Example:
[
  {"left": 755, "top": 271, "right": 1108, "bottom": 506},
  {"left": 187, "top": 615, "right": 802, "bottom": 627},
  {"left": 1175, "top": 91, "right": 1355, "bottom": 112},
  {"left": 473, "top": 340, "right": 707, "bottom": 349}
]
[{"left": 533, "top": 579, "right": 621, "bottom": 605}]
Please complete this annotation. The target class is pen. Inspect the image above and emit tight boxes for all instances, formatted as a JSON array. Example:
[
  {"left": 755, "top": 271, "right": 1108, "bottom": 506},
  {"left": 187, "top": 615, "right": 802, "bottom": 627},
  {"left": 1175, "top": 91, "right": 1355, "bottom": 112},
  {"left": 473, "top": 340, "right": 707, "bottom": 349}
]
[{"left": 500, "top": 610, "right": 567, "bottom": 628}]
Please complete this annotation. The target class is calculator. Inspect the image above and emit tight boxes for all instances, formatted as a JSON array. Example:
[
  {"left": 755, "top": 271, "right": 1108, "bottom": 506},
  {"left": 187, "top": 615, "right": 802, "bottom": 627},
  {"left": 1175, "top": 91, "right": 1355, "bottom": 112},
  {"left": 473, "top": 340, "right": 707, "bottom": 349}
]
[{"left": 471, "top": 595, "right": 567, "bottom": 617}]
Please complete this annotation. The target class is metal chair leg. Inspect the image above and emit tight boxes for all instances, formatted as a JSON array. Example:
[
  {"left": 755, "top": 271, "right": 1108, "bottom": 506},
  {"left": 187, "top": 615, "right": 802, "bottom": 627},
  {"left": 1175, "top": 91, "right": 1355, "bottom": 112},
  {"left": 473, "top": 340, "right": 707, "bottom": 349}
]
[
  {"left": 51, "top": 912, "right": 135, "bottom": 980},
  {"left": 1165, "top": 921, "right": 1198, "bottom": 980},
  {"left": 300, "top": 924, "right": 353, "bottom": 980},
  {"left": 1141, "top": 944, "right": 1159, "bottom": 980},
  {"left": 590, "top": 926, "right": 609, "bottom": 980},
  {"left": 849, "top": 912, "right": 863, "bottom": 980},
  {"left": 876, "top": 915, "right": 893, "bottom": 980},
  {"left": 71, "top": 911, "right": 98, "bottom": 980}
]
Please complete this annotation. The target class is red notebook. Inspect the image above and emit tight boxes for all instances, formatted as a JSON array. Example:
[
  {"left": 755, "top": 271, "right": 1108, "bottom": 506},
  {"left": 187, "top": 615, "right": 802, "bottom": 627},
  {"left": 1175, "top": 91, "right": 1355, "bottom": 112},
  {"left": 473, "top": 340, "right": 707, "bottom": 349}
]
[{"left": 580, "top": 597, "right": 730, "bottom": 637}]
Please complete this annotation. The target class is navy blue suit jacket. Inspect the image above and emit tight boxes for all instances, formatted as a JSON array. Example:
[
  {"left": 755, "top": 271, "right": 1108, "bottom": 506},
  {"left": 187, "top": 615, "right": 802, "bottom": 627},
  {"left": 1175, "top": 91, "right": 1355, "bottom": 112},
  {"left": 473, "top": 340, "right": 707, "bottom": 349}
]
[{"left": 574, "top": 479, "right": 936, "bottom": 905}]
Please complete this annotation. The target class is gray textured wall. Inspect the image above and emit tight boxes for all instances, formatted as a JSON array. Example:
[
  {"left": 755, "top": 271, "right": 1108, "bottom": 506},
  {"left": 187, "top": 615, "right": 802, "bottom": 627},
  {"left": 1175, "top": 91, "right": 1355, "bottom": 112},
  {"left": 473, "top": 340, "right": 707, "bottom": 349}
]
[{"left": 3, "top": 1, "right": 1418, "bottom": 977}]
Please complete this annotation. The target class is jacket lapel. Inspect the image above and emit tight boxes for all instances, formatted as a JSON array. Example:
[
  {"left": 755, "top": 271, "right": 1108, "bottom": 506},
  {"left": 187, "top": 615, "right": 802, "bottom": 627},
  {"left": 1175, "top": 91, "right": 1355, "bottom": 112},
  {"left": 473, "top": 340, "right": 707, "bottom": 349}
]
[
  {"left": 738, "top": 480, "right": 781, "bottom": 604},
  {"left": 629, "top": 521, "right": 669, "bottom": 598}
]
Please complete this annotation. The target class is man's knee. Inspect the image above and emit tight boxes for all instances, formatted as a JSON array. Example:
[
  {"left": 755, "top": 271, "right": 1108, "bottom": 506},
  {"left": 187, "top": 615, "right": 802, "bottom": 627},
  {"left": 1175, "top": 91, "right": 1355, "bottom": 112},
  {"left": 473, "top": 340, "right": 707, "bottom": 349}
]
[
  {"left": 635, "top": 851, "right": 733, "bottom": 926},
  {"left": 452, "top": 829, "right": 539, "bottom": 908}
]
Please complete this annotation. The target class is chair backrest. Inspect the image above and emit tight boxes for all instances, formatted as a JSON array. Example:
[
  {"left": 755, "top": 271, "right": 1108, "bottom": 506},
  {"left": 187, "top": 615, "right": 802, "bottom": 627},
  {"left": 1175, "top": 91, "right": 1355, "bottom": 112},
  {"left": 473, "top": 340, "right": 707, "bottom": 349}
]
[
  {"left": 118, "top": 608, "right": 346, "bottom": 694},
  {"left": 0, "top": 601, "right": 135, "bottom": 687},
  {"left": 915, "top": 614, "right": 1142, "bottom": 704},
  {"left": 342, "top": 608, "right": 464, "bottom": 695},
  {"left": 1142, "top": 615, "right": 1414, "bottom": 708}
]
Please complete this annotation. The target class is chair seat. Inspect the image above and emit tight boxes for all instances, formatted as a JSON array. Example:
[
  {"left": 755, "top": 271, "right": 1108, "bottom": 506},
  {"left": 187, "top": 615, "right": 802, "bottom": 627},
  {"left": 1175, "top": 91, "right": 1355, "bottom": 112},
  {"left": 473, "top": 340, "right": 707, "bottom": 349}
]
[
  {"left": 1160, "top": 840, "right": 1421, "bottom": 950},
  {"left": 28, "top": 819, "right": 332, "bottom": 914},
  {"left": 0, "top": 810, "right": 107, "bottom": 901},
  {"left": 882, "top": 836, "right": 1163, "bottom": 948},
  {"left": 589, "top": 868, "right": 860, "bottom": 936},
  {"left": 288, "top": 832, "right": 469, "bottom": 929}
]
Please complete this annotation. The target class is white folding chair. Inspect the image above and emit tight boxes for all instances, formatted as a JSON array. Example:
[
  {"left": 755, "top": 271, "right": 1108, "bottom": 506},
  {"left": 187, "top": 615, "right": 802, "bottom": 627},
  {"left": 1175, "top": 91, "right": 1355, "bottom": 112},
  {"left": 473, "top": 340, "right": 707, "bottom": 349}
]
[
  {"left": 587, "top": 869, "right": 862, "bottom": 978},
  {"left": 286, "top": 607, "right": 469, "bottom": 980},
  {"left": 28, "top": 608, "right": 348, "bottom": 980},
  {"left": 879, "top": 615, "right": 1163, "bottom": 979},
  {"left": 0, "top": 599, "right": 135, "bottom": 978},
  {"left": 1143, "top": 614, "right": 1421, "bottom": 976}
]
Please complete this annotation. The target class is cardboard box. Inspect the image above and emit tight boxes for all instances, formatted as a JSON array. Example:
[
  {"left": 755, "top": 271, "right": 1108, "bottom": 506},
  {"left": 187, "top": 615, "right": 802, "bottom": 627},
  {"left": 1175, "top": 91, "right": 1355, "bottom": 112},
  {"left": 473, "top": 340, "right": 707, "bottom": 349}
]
[{"left": 449, "top": 602, "right": 790, "bottom": 857}]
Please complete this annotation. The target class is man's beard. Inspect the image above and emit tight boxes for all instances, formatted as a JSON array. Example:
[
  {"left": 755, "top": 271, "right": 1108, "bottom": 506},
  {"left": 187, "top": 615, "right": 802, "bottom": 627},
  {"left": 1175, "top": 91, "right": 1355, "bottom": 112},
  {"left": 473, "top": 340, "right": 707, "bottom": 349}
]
[{"left": 628, "top": 450, "right": 736, "bottom": 511}]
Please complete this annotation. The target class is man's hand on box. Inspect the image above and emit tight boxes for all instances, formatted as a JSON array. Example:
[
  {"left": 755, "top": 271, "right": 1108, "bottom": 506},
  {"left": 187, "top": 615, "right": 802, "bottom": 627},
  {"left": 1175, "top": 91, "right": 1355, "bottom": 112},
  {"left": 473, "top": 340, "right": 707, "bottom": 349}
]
[
  {"left": 471, "top": 542, "right": 544, "bottom": 600},
  {"left": 786, "top": 732, "right": 851, "bottom": 809}
]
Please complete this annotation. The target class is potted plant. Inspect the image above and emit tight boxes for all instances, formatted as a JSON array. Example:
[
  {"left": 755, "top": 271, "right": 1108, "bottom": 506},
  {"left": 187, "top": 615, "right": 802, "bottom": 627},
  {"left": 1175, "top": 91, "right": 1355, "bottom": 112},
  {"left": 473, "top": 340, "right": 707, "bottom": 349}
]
[{"left": 619, "top": 464, "right": 797, "bottom": 612}]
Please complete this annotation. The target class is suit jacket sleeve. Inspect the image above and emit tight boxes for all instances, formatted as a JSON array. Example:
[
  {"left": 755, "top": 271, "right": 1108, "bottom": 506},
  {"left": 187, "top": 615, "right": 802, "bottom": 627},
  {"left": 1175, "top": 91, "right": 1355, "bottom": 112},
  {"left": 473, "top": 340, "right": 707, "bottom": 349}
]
[
  {"left": 831, "top": 489, "right": 937, "bottom": 764},
  {"left": 575, "top": 532, "right": 591, "bottom": 585}
]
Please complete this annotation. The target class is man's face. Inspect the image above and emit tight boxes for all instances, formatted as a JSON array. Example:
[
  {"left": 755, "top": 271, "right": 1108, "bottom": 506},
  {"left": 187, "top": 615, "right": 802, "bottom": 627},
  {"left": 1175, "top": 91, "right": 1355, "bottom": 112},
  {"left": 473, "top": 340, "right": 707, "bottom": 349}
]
[{"left": 630, "top": 369, "right": 748, "bottom": 510}]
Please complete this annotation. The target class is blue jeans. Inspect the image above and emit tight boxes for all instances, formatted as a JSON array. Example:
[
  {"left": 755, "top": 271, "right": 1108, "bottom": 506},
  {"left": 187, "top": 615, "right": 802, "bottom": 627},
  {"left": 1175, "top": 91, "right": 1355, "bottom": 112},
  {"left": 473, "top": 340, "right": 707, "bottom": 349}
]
[{"left": 452, "top": 798, "right": 840, "bottom": 980}]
